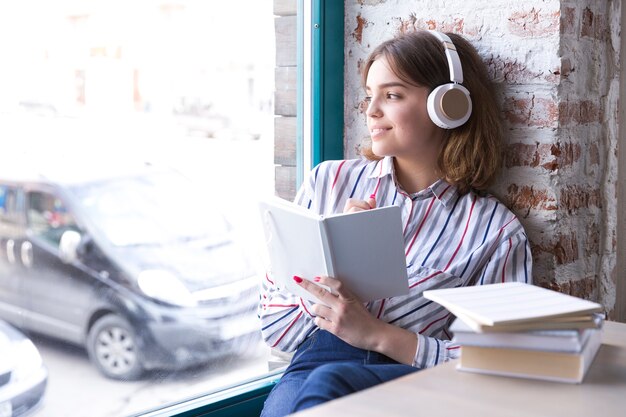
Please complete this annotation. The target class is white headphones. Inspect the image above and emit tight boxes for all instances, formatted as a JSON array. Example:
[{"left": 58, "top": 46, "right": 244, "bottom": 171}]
[{"left": 426, "top": 31, "right": 473, "bottom": 129}]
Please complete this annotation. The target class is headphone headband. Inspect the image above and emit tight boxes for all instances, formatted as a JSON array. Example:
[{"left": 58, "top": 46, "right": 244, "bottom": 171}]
[
  {"left": 425, "top": 30, "right": 472, "bottom": 129},
  {"left": 428, "top": 31, "right": 464, "bottom": 84}
]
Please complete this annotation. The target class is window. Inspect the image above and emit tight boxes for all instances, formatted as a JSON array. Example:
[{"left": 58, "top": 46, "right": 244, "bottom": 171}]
[
  {"left": 0, "top": 1, "right": 275, "bottom": 416},
  {"left": 0, "top": 1, "right": 344, "bottom": 416}
]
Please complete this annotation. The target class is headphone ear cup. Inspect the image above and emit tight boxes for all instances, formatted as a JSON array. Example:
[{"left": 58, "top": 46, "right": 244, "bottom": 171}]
[{"left": 427, "top": 83, "right": 472, "bottom": 129}]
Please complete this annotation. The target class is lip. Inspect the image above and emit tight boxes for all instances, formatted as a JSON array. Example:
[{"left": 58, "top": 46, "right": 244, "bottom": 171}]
[{"left": 369, "top": 126, "right": 391, "bottom": 139}]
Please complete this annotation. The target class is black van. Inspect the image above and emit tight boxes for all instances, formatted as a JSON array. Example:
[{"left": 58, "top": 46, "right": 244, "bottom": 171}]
[{"left": 0, "top": 165, "right": 260, "bottom": 380}]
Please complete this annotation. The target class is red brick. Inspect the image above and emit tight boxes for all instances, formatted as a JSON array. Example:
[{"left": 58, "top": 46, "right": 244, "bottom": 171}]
[
  {"left": 560, "top": 185, "right": 602, "bottom": 213},
  {"left": 584, "top": 222, "right": 600, "bottom": 257},
  {"left": 508, "top": 8, "right": 560, "bottom": 37},
  {"left": 503, "top": 96, "right": 559, "bottom": 128},
  {"left": 396, "top": 13, "right": 418, "bottom": 34},
  {"left": 543, "top": 276, "right": 596, "bottom": 299},
  {"left": 486, "top": 56, "right": 546, "bottom": 84},
  {"left": 357, "top": 98, "right": 368, "bottom": 114},
  {"left": 558, "top": 100, "right": 601, "bottom": 125},
  {"left": 560, "top": 58, "right": 573, "bottom": 78},
  {"left": 546, "top": 142, "right": 581, "bottom": 170},
  {"left": 505, "top": 143, "right": 550, "bottom": 168},
  {"left": 505, "top": 142, "right": 581, "bottom": 170},
  {"left": 505, "top": 184, "right": 557, "bottom": 213},
  {"left": 352, "top": 14, "right": 368, "bottom": 44},
  {"left": 581, "top": 7, "right": 608, "bottom": 40},
  {"left": 395, "top": 16, "right": 467, "bottom": 36},
  {"left": 560, "top": 7, "right": 576, "bottom": 35},
  {"left": 535, "top": 232, "right": 580, "bottom": 265},
  {"left": 438, "top": 19, "right": 464, "bottom": 34}
]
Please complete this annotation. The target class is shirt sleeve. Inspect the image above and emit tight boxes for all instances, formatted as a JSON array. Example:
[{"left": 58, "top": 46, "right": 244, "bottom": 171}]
[
  {"left": 411, "top": 223, "right": 533, "bottom": 369},
  {"left": 257, "top": 272, "right": 317, "bottom": 352}
]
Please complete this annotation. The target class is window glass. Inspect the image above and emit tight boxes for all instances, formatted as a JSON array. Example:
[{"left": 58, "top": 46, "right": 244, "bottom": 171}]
[
  {"left": 0, "top": 186, "right": 19, "bottom": 223},
  {"left": 27, "top": 191, "right": 78, "bottom": 246},
  {"left": 0, "top": 1, "right": 281, "bottom": 416}
]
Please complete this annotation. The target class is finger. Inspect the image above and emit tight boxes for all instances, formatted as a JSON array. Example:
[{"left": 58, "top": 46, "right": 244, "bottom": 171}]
[
  {"left": 314, "top": 316, "right": 331, "bottom": 331},
  {"left": 343, "top": 198, "right": 372, "bottom": 213},
  {"left": 311, "top": 303, "right": 334, "bottom": 321},
  {"left": 367, "top": 196, "right": 376, "bottom": 209},
  {"left": 293, "top": 275, "right": 336, "bottom": 302},
  {"left": 314, "top": 276, "right": 355, "bottom": 300}
]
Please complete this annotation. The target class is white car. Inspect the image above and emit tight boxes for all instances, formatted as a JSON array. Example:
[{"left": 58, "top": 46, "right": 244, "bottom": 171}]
[{"left": 0, "top": 320, "right": 47, "bottom": 416}]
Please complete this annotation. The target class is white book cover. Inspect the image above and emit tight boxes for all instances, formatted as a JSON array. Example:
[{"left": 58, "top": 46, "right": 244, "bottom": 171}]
[
  {"left": 423, "top": 282, "right": 603, "bottom": 328},
  {"left": 258, "top": 196, "right": 409, "bottom": 303},
  {"left": 450, "top": 317, "right": 598, "bottom": 352}
]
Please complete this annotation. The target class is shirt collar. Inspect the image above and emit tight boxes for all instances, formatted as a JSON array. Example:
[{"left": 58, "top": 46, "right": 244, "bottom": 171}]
[
  {"left": 368, "top": 156, "right": 459, "bottom": 208},
  {"left": 367, "top": 156, "right": 394, "bottom": 179}
]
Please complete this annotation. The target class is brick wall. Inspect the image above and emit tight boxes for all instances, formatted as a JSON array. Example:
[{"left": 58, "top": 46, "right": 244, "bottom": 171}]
[
  {"left": 344, "top": 0, "right": 621, "bottom": 317},
  {"left": 274, "top": 0, "right": 298, "bottom": 200}
]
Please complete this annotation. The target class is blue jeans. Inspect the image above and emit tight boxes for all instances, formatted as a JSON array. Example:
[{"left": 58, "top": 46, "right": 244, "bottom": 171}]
[{"left": 260, "top": 330, "right": 419, "bottom": 417}]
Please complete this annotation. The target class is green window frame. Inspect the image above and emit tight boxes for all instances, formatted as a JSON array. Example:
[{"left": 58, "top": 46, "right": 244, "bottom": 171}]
[{"left": 133, "top": 1, "right": 343, "bottom": 416}]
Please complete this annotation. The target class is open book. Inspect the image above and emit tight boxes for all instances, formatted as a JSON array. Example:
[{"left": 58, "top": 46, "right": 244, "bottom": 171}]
[
  {"left": 258, "top": 196, "right": 409, "bottom": 303},
  {"left": 423, "top": 282, "right": 604, "bottom": 332}
]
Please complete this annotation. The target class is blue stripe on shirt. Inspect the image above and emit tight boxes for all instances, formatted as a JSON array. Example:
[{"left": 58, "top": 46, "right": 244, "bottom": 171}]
[
  {"left": 389, "top": 300, "right": 433, "bottom": 324},
  {"left": 261, "top": 306, "right": 299, "bottom": 331},
  {"left": 349, "top": 165, "right": 368, "bottom": 198}
]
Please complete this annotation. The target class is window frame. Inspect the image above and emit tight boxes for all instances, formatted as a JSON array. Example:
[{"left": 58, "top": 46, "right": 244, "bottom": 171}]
[{"left": 132, "top": 1, "right": 344, "bottom": 416}]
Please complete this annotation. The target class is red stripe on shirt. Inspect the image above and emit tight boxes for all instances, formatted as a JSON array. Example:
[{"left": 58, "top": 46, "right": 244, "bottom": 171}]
[
  {"left": 443, "top": 195, "right": 476, "bottom": 272},
  {"left": 271, "top": 311, "right": 303, "bottom": 348},
  {"left": 409, "top": 270, "right": 442, "bottom": 289},
  {"left": 265, "top": 303, "right": 298, "bottom": 308},
  {"left": 331, "top": 160, "right": 347, "bottom": 190},
  {"left": 499, "top": 216, "right": 517, "bottom": 231},
  {"left": 265, "top": 273, "right": 274, "bottom": 285},
  {"left": 439, "top": 184, "right": 452, "bottom": 198},
  {"left": 419, "top": 313, "right": 450, "bottom": 334},
  {"left": 405, "top": 196, "right": 436, "bottom": 256},
  {"left": 370, "top": 162, "right": 385, "bottom": 198},
  {"left": 446, "top": 345, "right": 461, "bottom": 350},
  {"left": 300, "top": 298, "right": 314, "bottom": 317},
  {"left": 376, "top": 299, "right": 386, "bottom": 319}
]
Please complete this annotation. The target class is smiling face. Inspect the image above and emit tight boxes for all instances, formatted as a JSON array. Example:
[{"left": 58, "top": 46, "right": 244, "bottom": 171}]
[{"left": 365, "top": 57, "right": 444, "bottom": 172}]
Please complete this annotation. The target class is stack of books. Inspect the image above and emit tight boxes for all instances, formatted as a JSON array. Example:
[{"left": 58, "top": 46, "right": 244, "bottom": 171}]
[{"left": 424, "top": 282, "right": 604, "bottom": 383}]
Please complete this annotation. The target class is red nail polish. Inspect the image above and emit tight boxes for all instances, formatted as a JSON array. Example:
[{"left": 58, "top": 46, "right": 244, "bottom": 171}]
[
  {"left": 293, "top": 275, "right": 303, "bottom": 283},
  {"left": 369, "top": 194, "right": 376, "bottom": 200},
  {"left": 314, "top": 277, "right": 321, "bottom": 282}
]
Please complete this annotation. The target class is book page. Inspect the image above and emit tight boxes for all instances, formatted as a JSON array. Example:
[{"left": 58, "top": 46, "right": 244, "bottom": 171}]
[
  {"left": 258, "top": 197, "right": 329, "bottom": 302},
  {"left": 321, "top": 206, "right": 409, "bottom": 302}
]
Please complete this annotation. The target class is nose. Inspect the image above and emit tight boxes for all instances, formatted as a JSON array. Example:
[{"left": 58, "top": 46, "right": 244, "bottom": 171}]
[{"left": 365, "top": 96, "right": 382, "bottom": 118}]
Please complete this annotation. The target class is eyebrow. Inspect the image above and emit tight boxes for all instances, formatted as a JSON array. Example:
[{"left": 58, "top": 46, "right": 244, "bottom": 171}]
[{"left": 365, "top": 81, "right": 408, "bottom": 91}]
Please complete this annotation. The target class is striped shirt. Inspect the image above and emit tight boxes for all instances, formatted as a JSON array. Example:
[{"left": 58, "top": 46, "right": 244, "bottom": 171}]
[{"left": 259, "top": 156, "right": 532, "bottom": 369}]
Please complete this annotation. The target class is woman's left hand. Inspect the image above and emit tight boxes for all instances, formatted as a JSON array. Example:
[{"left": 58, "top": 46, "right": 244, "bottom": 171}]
[{"left": 294, "top": 275, "right": 384, "bottom": 351}]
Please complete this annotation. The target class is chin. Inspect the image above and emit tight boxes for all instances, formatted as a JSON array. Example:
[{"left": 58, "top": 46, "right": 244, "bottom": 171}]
[{"left": 370, "top": 144, "right": 392, "bottom": 158}]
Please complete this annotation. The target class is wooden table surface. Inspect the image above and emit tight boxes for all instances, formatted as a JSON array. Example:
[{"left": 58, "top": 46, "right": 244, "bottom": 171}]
[{"left": 292, "top": 321, "right": 626, "bottom": 417}]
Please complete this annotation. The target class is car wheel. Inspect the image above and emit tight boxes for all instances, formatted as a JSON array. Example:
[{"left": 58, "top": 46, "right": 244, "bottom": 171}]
[{"left": 87, "top": 314, "right": 144, "bottom": 380}]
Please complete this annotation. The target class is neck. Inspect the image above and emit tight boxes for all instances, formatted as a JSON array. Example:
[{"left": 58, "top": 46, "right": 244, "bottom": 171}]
[{"left": 393, "top": 157, "right": 440, "bottom": 194}]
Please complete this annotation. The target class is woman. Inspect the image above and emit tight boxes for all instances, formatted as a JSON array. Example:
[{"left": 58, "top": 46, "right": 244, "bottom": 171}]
[{"left": 259, "top": 30, "right": 532, "bottom": 416}]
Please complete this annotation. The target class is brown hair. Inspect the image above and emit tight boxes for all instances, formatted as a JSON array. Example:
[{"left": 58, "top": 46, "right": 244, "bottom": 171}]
[{"left": 360, "top": 31, "right": 502, "bottom": 194}]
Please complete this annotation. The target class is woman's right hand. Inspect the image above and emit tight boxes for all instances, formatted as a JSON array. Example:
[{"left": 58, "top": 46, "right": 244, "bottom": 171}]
[{"left": 343, "top": 196, "right": 376, "bottom": 213}]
